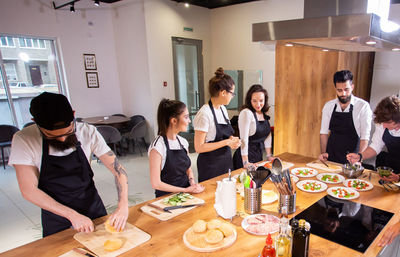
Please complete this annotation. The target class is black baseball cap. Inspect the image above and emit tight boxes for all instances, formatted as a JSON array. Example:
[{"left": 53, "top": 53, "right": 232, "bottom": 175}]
[{"left": 30, "top": 92, "right": 74, "bottom": 130}]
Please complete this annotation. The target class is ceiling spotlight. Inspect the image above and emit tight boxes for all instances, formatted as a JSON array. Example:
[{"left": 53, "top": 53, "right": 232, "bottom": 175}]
[
  {"left": 94, "top": 0, "right": 100, "bottom": 6},
  {"left": 392, "top": 48, "right": 400, "bottom": 51},
  {"left": 184, "top": 2, "right": 189, "bottom": 7},
  {"left": 366, "top": 41, "right": 376, "bottom": 45},
  {"left": 70, "top": 3, "right": 75, "bottom": 13},
  {"left": 322, "top": 49, "right": 329, "bottom": 52},
  {"left": 285, "top": 43, "right": 293, "bottom": 47}
]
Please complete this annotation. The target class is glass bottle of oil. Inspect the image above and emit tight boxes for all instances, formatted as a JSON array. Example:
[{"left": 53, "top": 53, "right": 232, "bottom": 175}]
[
  {"left": 292, "top": 219, "right": 310, "bottom": 257},
  {"left": 275, "top": 217, "right": 292, "bottom": 257}
]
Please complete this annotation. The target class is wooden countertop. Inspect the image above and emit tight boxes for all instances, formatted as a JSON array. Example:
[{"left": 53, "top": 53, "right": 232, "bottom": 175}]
[{"left": 2, "top": 153, "right": 399, "bottom": 257}]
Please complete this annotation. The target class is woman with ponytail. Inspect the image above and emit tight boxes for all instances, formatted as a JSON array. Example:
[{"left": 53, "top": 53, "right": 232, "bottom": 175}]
[
  {"left": 149, "top": 99, "right": 204, "bottom": 197},
  {"left": 194, "top": 67, "right": 241, "bottom": 182}
]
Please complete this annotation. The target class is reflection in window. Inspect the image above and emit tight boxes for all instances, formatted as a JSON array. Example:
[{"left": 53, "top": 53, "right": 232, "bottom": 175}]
[
  {"left": 18, "top": 38, "right": 46, "bottom": 49},
  {"left": 0, "top": 37, "right": 15, "bottom": 47},
  {"left": 4, "top": 63, "right": 17, "bottom": 81}
]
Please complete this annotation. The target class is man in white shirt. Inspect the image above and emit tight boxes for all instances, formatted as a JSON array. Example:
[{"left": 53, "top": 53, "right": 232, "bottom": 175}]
[
  {"left": 9, "top": 92, "right": 129, "bottom": 237},
  {"left": 319, "top": 70, "right": 372, "bottom": 164}
]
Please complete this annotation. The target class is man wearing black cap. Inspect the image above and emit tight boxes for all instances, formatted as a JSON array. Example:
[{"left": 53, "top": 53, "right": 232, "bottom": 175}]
[{"left": 9, "top": 92, "right": 129, "bottom": 237}]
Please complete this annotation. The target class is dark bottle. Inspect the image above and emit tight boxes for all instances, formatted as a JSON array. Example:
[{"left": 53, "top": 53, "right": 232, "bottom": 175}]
[
  {"left": 292, "top": 219, "right": 310, "bottom": 257},
  {"left": 290, "top": 219, "right": 299, "bottom": 235}
]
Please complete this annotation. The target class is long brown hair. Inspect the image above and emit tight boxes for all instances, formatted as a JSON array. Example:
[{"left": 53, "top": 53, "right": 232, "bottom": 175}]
[
  {"left": 157, "top": 98, "right": 186, "bottom": 135},
  {"left": 208, "top": 67, "right": 234, "bottom": 97},
  {"left": 374, "top": 96, "right": 400, "bottom": 123},
  {"left": 242, "top": 84, "right": 270, "bottom": 113}
]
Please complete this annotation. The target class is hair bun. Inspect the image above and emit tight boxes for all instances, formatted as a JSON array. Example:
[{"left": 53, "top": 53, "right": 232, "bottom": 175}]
[{"left": 214, "top": 67, "right": 225, "bottom": 78}]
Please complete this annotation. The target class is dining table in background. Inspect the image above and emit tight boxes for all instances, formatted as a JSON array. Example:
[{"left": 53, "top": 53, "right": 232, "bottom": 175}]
[{"left": 82, "top": 115, "right": 130, "bottom": 129}]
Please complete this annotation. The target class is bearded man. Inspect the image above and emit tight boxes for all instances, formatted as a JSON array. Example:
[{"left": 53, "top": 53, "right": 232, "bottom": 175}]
[{"left": 319, "top": 70, "right": 372, "bottom": 164}]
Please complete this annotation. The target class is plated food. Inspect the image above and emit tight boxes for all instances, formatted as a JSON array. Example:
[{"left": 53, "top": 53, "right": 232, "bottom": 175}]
[
  {"left": 183, "top": 219, "right": 237, "bottom": 252},
  {"left": 343, "top": 179, "right": 373, "bottom": 191},
  {"left": 316, "top": 173, "right": 345, "bottom": 184},
  {"left": 241, "top": 214, "right": 280, "bottom": 236},
  {"left": 291, "top": 167, "right": 318, "bottom": 177},
  {"left": 296, "top": 180, "right": 327, "bottom": 193},
  {"left": 327, "top": 186, "right": 360, "bottom": 200},
  {"left": 377, "top": 166, "right": 394, "bottom": 177},
  {"left": 262, "top": 190, "right": 278, "bottom": 204}
]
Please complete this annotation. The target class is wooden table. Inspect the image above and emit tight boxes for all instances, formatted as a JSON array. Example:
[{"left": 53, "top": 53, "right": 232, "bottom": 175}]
[
  {"left": 2, "top": 153, "right": 399, "bottom": 257},
  {"left": 82, "top": 116, "right": 130, "bottom": 129}
]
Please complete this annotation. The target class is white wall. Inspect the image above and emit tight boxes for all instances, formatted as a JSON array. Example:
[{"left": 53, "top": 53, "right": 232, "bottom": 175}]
[
  {"left": 209, "top": 0, "right": 304, "bottom": 125},
  {"left": 0, "top": 0, "right": 123, "bottom": 118}
]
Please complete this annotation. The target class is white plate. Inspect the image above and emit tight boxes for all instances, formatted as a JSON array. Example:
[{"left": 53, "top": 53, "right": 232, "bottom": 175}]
[
  {"left": 327, "top": 186, "right": 360, "bottom": 200},
  {"left": 291, "top": 167, "right": 318, "bottom": 177},
  {"left": 343, "top": 179, "right": 374, "bottom": 191},
  {"left": 241, "top": 214, "right": 280, "bottom": 236},
  {"left": 296, "top": 180, "right": 327, "bottom": 193},
  {"left": 291, "top": 175, "right": 299, "bottom": 183},
  {"left": 316, "top": 173, "right": 345, "bottom": 184},
  {"left": 262, "top": 190, "right": 278, "bottom": 204}
]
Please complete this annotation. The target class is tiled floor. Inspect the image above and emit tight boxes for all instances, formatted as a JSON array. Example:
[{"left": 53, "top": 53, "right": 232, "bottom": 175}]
[{"left": 0, "top": 152, "right": 199, "bottom": 253}]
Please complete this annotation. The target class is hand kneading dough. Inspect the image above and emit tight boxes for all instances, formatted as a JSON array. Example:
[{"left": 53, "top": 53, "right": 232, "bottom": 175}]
[
  {"left": 105, "top": 220, "right": 121, "bottom": 233},
  {"left": 192, "top": 220, "right": 207, "bottom": 233},
  {"left": 103, "top": 238, "right": 123, "bottom": 251},
  {"left": 206, "top": 219, "right": 222, "bottom": 230},
  {"left": 205, "top": 229, "right": 224, "bottom": 244}
]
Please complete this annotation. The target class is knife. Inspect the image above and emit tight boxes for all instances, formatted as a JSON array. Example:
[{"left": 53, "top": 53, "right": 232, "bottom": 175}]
[
  {"left": 72, "top": 248, "right": 96, "bottom": 257},
  {"left": 164, "top": 203, "right": 204, "bottom": 212},
  {"left": 319, "top": 159, "right": 330, "bottom": 168},
  {"left": 147, "top": 203, "right": 171, "bottom": 213}
]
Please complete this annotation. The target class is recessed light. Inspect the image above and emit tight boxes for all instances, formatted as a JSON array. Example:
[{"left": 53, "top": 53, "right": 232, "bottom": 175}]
[
  {"left": 285, "top": 43, "right": 293, "bottom": 47},
  {"left": 366, "top": 41, "right": 377, "bottom": 45},
  {"left": 184, "top": 2, "right": 189, "bottom": 7},
  {"left": 392, "top": 48, "right": 400, "bottom": 51},
  {"left": 322, "top": 49, "right": 329, "bottom": 52}
]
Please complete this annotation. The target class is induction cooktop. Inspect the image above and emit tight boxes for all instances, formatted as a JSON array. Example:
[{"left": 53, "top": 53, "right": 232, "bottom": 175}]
[{"left": 294, "top": 195, "right": 394, "bottom": 253}]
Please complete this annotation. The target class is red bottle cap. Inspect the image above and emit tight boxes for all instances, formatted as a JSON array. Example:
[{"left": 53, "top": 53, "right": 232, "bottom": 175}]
[{"left": 266, "top": 234, "right": 273, "bottom": 245}]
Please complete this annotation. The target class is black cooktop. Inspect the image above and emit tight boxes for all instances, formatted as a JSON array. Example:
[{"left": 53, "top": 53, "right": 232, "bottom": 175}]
[{"left": 294, "top": 195, "right": 394, "bottom": 253}]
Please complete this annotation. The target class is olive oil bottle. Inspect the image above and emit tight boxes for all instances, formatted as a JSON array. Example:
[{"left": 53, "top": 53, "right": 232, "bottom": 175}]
[
  {"left": 275, "top": 217, "right": 292, "bottom": 257},
  {"left": 292, "top": 219, "right": 310, "bottom": 257}
]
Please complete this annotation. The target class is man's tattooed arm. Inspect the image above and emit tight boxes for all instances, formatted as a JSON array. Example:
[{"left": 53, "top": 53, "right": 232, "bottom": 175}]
[{"left": 103, "top": 151, "right": 128, "bottom": 202}]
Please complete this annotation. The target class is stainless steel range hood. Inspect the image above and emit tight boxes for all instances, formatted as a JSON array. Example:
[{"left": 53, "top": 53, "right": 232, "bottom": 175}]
[{"left": 252, "top": 0, "right": 400, "bottom": 52}]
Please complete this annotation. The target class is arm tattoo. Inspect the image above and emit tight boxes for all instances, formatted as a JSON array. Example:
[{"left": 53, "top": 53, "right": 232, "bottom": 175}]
[
  {"left": 115, "top": 176, "right": 122, "bottom": 201},
  {"left": 111, "top": 155, "right": 128, "bottom": 202},
  {"left": 112, "top": 156, "right": 128, "bottom": 177}
]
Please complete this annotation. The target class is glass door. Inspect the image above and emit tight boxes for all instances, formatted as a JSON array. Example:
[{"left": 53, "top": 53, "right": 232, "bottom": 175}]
[
  {"left": 172, "top": 37, "right": 204, "bottom": 133},
  {"left": 0, "top": 64, "right": 16, "bottom": 125}
]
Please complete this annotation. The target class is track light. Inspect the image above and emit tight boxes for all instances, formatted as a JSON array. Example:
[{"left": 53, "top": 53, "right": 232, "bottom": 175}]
[
  {"left": 70, "top": 3, "right": 75, "bottom": 12},
  {"left": 94, "top": 0, "right": 100, "bottom": 6}
]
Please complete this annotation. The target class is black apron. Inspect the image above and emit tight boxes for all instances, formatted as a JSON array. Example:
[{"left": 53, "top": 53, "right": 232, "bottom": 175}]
[
  {"left": 326, "top": 104, "right": 360, "bottom": 164},
  {"left": 155, "top": 136, "right": 191, "bottom": 198},
  {"left": 38, "top": 139, "right": 106, "bottom": 237},
  {"left": 197, "top": 100, "right": 234, "bottom": 182},
  {"left": 233, "top": 111, "right": 271, "bottom": 169},
  {"left": 382, "top": 128, "right": 400, "bottom": 174}
]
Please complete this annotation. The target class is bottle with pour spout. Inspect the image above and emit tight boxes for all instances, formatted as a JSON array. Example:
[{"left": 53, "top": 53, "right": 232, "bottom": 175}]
[
  {"left": 292, "top": 219, "right": 310, "bottom": 257},
  {"left": 275, "top": 217, "right": 292, "bottom": 257},
  {"left": 261, "top": 234, "right": 276, "bottom": 257}
]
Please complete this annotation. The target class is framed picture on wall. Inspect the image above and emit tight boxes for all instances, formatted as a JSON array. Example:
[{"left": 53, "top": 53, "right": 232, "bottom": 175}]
[
  {"left": 86, "top": 72, "right": 99, "bottom": 88},
  {"left": 83, "top": 54, "right": 97, "bottom": 70}
]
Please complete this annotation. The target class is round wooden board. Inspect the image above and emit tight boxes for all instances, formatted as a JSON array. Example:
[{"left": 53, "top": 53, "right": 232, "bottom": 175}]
[{"left": 183, "top": 226, "right": 237, "bottom": 252}]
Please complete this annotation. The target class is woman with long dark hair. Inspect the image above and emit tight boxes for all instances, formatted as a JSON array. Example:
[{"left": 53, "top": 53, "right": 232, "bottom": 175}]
[
  {"left": 194, "top": 67, "right": 241, "bottom": 182},
  {"left": 149, "top": 99, "right": 204, "bottom": 197},
  {"left": 233, "top": 84, "right": 272, "bottom": 169}
]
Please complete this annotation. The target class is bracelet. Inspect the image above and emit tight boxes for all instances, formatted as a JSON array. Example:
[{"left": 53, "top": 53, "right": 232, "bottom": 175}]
[{"left": 357, "top": 153, "right": 363, "bottom": 162}]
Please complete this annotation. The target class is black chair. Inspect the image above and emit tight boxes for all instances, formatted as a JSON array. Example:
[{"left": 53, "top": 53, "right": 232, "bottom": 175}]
[
  {"left": 23, "top": 122, "right": 35, "bottom": 128},
  {"left": 112, "top": 114, "right": 127, "bottom": 118},
  {"left": 0, "top": 125, "right": 20, "bottom": 169},
  {"left": 128, "top": 120, "right": 147, "bottom": 156},
  {"left": 76, "top": 117, "right": 83, "bottom": 122},
  {"left": 96, "top": 125, "right": 122, "bottom": 156}
]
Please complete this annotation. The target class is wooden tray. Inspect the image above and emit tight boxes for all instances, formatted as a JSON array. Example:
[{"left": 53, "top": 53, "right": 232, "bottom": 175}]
[
  {"left": 141, "top": 194, "right": 205, "bottom": 221},
  {"left": 73, "top": 222, "right": 151, "bottom": 257},
  {"left": 183, "top": 226, "right": 237, "bottom": 252},
  {"left": 306, "top": 160, "right": 342, "bottom": 172}
]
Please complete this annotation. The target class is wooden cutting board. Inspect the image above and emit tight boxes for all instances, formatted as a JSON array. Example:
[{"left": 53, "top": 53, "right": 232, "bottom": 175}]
[
  {"left": 306, "top": 160, "right": 342, "bottom": 172},
  {"left": 73, "top": 222, "right": 151, "bottom": 257},
  {"left": 258, "top": 160, "right": 295, "bottom": 170},
  {"left": 140, "top": 194, "right": 205, "bottom": 221}
]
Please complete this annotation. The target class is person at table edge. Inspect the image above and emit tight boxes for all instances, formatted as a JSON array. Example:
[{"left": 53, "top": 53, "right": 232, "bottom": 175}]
[
  {"left": 233, "top": 84, "right": 273, "bottom": 170},
  {"left": 194, "top": 67, "right": 241, "bottom": 182},
  {"left": 149, "top": 99, "right": 204, "bottom": 197},
  {"left": 319, "top": 70, "right": 372, "bottom": 164},
  {"left": 8, "top": 92, "right": 128, "bottom": 237}
]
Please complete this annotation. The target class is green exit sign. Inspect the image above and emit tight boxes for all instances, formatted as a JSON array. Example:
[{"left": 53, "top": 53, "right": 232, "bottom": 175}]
[{"left": 183, "top": 27, "right": 193, "bottom": 32}]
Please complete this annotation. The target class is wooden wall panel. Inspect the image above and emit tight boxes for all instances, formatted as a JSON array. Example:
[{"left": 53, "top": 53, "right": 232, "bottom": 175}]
[{"left": 274, "top": 44, "right": 374, "bottom": 158}]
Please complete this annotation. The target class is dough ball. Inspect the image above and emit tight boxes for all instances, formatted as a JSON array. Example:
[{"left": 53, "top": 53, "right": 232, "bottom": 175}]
[
  {"left": 104, "top": 220, "right": 121, "bottom": 233},
  {"left": 205, "top": 229, "right": 224, "bottom": 244},
  {"left": 192, "top": 219, "right": 207, "bottom": 233},
  {"left": 206, "top": 219, "right": 222, "bottom": 230},
  {"left": 218, "top": 222, "right": 234, "bottom": 237},
  {"left": 103, "top": 238, "right": 123, "bottom": 252}
]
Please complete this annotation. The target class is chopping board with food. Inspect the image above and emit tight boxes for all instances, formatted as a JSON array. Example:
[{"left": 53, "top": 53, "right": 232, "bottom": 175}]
[
  {"left": 73, "top": 222, "right": 151, "bottom": 257},
  {"left": 306, "top": 160, "right": 342, "bottom": 172},
  {"left": 141, "top": 193, "right": 205, "bottom": 221},
  {"left": 183, "top": 219, "right": 237, "bottom": 252}
]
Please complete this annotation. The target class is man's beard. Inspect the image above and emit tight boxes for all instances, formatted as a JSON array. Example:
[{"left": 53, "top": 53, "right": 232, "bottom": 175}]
[
  {"left": 47, "top": 134, "right": 78, "bottom": 151},
  {"left": 338, "top": 95, "right": 351, "bottom": 104}
]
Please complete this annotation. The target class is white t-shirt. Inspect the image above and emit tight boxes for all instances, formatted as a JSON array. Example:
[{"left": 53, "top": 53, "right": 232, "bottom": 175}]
[
  {"left": 193, "top": 103, "right": 230, "bottom": 142},
  {"left": 320, "top": 95, "right": 372, "bottom": 140},
  {"left": 369, "top": 123, "right": 400, "bottom": 154},
  {"left": 238, "top": 108, "right": 272, "bottom": 156},
  {"left": 8, "top": 122, "right": 111, "bottom": 169},
  {"left": 148, "top": 135, "right": 189, "bottom": 169}
]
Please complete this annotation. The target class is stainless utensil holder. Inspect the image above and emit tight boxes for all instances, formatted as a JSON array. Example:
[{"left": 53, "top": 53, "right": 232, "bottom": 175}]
[
  {"left": 278, "top": 193, "right": 296, "bottom": 214},
  {"left": 244, "top": 187, "right": 262, "bottom": 214}
]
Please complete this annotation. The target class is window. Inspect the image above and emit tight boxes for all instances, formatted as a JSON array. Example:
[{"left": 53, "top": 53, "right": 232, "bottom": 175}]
[
  {"left": 0, "top": 37, "right": 15, "bottom": 47},
  {"left": 4, "top": 63, "right": 17, "bottom": 81},
  {"left": 18, "top": 38, "right": 46, "bottom": 49}
]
